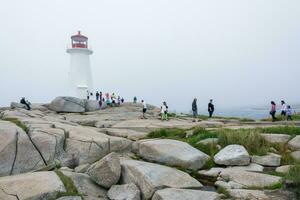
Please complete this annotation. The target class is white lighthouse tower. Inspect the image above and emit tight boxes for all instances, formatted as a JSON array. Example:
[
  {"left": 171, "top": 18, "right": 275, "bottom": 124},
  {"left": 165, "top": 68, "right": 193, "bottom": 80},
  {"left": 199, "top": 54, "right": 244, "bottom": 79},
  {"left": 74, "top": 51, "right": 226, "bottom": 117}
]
[{"left": 67, "top": 31, "right": 93, "bottom": 99}]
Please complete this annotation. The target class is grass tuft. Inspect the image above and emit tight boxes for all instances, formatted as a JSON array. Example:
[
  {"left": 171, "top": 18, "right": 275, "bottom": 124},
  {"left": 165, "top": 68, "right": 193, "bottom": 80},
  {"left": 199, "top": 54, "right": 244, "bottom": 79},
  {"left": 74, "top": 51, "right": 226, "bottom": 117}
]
[
  {"left": 3, "top": 117, "right": 29, "bottom": 133},
  {"left": 55, "top": 170, "right": 81, "bottom": 198}
]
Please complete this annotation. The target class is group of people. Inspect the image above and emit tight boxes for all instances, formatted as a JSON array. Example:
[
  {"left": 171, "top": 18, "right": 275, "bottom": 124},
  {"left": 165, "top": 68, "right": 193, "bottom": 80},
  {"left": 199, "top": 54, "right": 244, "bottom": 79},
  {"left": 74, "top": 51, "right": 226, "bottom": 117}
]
[
  {"left": 192, "top": 98, "right": 215, "bottom": 119},
  {"left": 140, "top": 99, "right": 169, "bottom": 121},
  {"left": 89, "top": 91, "right": 124, "bottom": 108},
  {"left": 270, "top": 100, "right": 294, "bottom": 122}
]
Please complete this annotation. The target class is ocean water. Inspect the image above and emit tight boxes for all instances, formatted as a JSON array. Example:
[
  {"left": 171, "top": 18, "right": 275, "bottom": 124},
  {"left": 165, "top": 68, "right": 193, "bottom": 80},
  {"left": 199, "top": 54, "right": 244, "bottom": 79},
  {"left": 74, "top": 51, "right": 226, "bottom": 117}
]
[{"left": 178, "top": 106, "right": 300, "bottom": 120}]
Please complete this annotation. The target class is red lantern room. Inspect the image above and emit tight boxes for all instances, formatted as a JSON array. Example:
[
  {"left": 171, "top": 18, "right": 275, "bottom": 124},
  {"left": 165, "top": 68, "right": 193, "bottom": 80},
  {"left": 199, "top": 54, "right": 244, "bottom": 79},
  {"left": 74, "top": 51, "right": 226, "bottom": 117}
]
[{"left": 71, "top": 31, "right": 88, "bottom": 48}]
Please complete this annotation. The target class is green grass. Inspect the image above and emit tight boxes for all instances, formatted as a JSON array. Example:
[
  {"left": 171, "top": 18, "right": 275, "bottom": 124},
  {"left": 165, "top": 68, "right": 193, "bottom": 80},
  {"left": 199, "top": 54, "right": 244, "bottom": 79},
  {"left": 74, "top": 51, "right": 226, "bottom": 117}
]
[
  {"left": 257, "top": 126, "right": 300, "bottom": 136},
  {"left": 285, "top": 164, "right": 300, "bottom": 198},
  {"left": 3, "top": 117, "right": 29, "bottom": 133},
  {"left": 217, "top": 129, "right": 270, "bottom": 155},
  {"left": 54, "top": 170, "right": 81, "bottom": 198},
  {"left": 262, "top": 114, "right": 300, "bottom": 121},
  {"left": 217, "top": 187, "right": 230, "bottom": 199}
]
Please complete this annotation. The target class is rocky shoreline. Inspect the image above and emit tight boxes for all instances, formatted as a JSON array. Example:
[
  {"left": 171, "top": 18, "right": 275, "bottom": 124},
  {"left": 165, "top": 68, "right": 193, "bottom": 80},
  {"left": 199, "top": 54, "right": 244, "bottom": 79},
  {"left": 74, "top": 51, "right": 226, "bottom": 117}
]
[{"left": 0, "top": 96, "right": 299, "bottom": 200}]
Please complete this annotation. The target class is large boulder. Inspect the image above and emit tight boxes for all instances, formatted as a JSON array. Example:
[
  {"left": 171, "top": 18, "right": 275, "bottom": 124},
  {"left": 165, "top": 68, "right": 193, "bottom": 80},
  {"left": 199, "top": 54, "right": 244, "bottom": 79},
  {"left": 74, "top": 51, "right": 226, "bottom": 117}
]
[
  {"left": 291, "top": 151, "right": 300, "bottom": 162},
  {"left": 61, "top": 171, "right": 107, "bottom": 200},
  {"left": 107, "top": 183, "right": 140, "bottom": 200},
  {"left": 120, "top": 159, "right": 202, "bottom": 199},
  {"left": 0, "top": 171, "right": 65, "bottom": 200},
  {"left": 87, "top": 152, "right": 121, "bottom": 188},
  {"left": 135, "top": 139, "right": 210, "bottom": 170},
  {"left": 152, "top": 188, "right": 220, "bottom": 200},
  {"left": 85, "top": 100, "right": 100, "bottom": 112},
  {"left": 214, "top": 145, "right": 250, "bottom": 166},
  {"left": 10, "top": 102, "right": 27, "bottom": 109},
  {"left": 49, "top": 97, "right": 86, "bottom": 113},
  {"left": 220, "top": 169, "right": 282, "bottom": 189},
  {"left": 227, "top": 189, "right": 269, "bottom": 200},
  {"left": 261, "top": 133, "right": 291, "bottom": 145},
  {"left": 276, "top": 165, "right": 293, "bottom": 174},
  {"left": 0, "top": 120, "right": 46, "bottom": 176},
  {"left": 288, "top": 136, "right": 300, "bottom": 150},
  {"left": 252, "top": 153, "right": 281, "bottom": 167}
]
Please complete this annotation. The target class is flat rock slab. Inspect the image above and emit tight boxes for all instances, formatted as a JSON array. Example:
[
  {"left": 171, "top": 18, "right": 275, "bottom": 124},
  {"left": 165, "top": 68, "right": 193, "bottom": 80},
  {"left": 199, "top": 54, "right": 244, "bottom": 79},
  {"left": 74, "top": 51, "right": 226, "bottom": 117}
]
[
  {"left": 252, "top": 153, "right": 281, "bottom": 167},
  {"left": 214, "top": 145, "right": 250, "bottom": 166},
  {"left": 107, "top": 183, "right": 140, "bottom": 200},
  {"left": 275, "top": 165, "right": 293, "bottom": 174},
  {"left": 136, "top": 139, "right": 210, "bottom": 170},
  {"left": 288, "top": 136, "right": 300, "bottom": 150},
  {"left": 261, "top": 134, "right": 291, "bottom": 145},
  {"left": 226, "top": 163, "right": 264, "bottom": 172},
  {"left": 228, "top": 189, "right": 269, "bottom": 200},
  {"left": 103, "top": 128, "right": 149, "bottom": 141},
  {"left": 152, "top": 188, "right": 220, "bottom": 200},
  {"left": 220, "top": 169, "right": 282, "bottom": 189},
  {"left": 120, "top": 159, "right": 202, "bottom": 199},
  {"left": 0, "top": 171, "right": 65, "bottom": 200}
]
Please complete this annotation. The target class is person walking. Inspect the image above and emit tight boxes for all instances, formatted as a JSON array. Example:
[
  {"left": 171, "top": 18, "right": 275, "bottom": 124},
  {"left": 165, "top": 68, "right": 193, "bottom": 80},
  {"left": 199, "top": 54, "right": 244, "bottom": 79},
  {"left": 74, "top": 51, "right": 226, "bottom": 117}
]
[
  {"left": 208, "top": 99, "right": 215, "bottom": 118},
  {"left": 270, "top": 101, "right": 277, "bottom": 122},
  {"left": 161, "top": 101, "right": 169, "bottom": 121},
  {"left": 287, "top": 105, "right": 293, "bottom": 121},
  {"left": 96, "top": 91, "right": 100, "bottom": 101},
  {"left": 281, "top": 100, "right": 287, "bottom": 119},
  {"left": 133, "top": 96, "right": 137, "bottom": 104},
  {"left": 192, "top": 98, "right": 198, "bottom": 120},
  {"left": 86, "top": 90, "right": 90, "bottom": 100},
  {"left": 141, "top": 100, "right": 147, "bottom": 119}
]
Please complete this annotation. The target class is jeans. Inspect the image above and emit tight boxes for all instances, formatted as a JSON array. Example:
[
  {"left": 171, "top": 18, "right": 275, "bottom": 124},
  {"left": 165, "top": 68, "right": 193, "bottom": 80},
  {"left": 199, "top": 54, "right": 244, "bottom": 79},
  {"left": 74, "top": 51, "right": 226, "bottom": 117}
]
[{"left": 209, "top": 111, "right": 213, "bottom": 118}]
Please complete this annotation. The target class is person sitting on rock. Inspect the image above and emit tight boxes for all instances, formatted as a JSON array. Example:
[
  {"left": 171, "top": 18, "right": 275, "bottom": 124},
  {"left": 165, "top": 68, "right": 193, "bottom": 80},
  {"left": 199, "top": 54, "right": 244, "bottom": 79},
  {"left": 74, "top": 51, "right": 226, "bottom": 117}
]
[{"left": 20, "top": 97, "right": 31, "bottom": 110}]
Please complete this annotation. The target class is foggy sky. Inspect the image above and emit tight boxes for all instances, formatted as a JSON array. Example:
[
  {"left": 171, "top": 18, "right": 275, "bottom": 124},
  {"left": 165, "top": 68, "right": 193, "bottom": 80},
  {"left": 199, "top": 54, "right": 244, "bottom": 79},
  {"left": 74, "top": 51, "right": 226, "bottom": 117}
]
[{"left": 0, "top": 0, "right": 299, "bottom": 112}]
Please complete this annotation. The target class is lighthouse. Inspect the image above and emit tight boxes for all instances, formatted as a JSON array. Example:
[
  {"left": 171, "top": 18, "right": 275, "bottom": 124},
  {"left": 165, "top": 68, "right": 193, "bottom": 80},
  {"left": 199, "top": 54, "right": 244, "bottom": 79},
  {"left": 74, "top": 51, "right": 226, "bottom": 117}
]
[{"left": 67, "top": 31, "right": 93, "bottom": 99}]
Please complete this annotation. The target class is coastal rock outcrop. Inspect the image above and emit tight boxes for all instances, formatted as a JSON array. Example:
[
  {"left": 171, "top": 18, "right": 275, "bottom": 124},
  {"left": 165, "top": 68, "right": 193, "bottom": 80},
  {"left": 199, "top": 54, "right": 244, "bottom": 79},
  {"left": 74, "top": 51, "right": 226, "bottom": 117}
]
[
  {"left": 135, "top": 139, "right": 210, "bottom": 170},
  {"left": 49, "top": 96, "right": 86, "bottom": 113},
  {"left": 120, "top": 159, "right": 202, "bottom": 199},
  {"left": 214, "top": 145, "right": 250, "bottom": 166}
]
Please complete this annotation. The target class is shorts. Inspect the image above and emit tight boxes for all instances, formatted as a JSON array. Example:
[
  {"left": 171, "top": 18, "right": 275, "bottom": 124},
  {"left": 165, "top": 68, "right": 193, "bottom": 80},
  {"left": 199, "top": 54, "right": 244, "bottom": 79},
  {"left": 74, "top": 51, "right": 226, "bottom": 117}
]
[{"left": 143, "top": 108, "right": 147, "bottom": 113}]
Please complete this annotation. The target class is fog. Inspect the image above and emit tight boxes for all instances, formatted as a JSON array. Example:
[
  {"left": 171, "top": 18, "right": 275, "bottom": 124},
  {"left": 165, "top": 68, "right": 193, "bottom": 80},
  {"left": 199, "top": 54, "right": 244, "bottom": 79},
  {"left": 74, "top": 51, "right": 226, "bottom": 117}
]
[{"left": 0, "top": 0, "right": 299, "bottom": 112}]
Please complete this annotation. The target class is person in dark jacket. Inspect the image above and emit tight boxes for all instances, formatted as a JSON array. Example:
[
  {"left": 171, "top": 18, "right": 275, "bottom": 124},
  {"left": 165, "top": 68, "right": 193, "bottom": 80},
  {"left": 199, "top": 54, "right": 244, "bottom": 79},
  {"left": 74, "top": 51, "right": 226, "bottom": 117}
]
[
  {"left": 20, "top": 97, "right": 31, "bottom": 110},
  {"left": 192, "top": 98, "right": 198, "bottom": 119},
  {"left": 208, "top": 99, "right": 214, "bottom": 118}
]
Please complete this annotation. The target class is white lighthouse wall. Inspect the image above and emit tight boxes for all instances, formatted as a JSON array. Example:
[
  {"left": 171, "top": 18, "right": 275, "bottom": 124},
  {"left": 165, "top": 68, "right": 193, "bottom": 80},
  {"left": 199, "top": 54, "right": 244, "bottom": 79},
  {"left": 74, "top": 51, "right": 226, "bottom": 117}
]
[{"left": 68, "top": 49, "right": 93, "bottom": 99}]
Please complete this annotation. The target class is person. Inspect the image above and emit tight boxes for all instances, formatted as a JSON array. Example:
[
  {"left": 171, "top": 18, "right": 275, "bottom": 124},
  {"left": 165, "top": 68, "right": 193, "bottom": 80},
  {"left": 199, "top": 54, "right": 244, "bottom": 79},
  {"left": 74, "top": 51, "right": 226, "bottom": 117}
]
[
  {"left": 133, "top": 96, "right": 137, "bottom": 104},
  {"left": 86, "top": 90, "right": 90, "bottom": 100},
  {"left": 192, "top": 98, "right": 198, "bottom": 119},
  {"left": 161, "top": 101, "right": 169, "bottom": 120},
  {"left": 270, "top": 101, "right": 277, "bottom": 122},
  {"left": 121, "top": 97, "right": 124, "bottom": 103},
  {"left": 208, "top": 99, "right": 214, "bottom": 118},
  {"left": 141, "top": 100, "right": 147, "bottom": 119},
  {"left": 111, "top": 93, "right": 116, "bottom": 106},
  {"left": 99, "top": 92, "right": 103, "bottom": 108},
  {"left": 287, "top": 105, "right": 293, "bottom": 121},
  {"left": 281, "top": 100, "right": 287, "bottom": 118},
  {"left": 117, "top": 96, "right": 121, "bottom": 106},
  {"left": 96, "top": 91, "right": 100, "bottom": 101},
  {"left": 20, "top": 97, "right": 31, "bottom": 110}
]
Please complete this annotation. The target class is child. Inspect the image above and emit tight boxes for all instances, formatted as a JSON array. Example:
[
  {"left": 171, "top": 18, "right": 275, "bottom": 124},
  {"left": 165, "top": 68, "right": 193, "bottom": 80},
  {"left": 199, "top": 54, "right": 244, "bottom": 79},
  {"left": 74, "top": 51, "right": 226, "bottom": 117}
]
[
  {"left": 286, "top": 105, "right": 293, "bottom": 121},
  {"left": 161, "top": 102, "right": 168, "bottom": 120}
]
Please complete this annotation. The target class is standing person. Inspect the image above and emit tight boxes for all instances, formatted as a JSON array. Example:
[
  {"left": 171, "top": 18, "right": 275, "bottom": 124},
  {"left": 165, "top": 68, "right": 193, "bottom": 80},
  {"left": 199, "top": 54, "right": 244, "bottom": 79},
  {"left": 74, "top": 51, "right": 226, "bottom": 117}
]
[
  {"left": 117, "top": 96, "right": 121, "bottom": 106},
  {"left": 86, "top": 90, "right": 90, "bottom": 100},
  {"left": 20, "top": 97, "right": 31, "bottom": 110},
  {"left": 121, "top": 97, "right": 124, "bottom": 103},
  {"left": 141, "top": 100, "right": 147, "bottom": 119},
  {"left": 281, "top": 100, "right": 287, "bottom": 119},
  {"left": 96, "top": 91, "right": 100, "bottom": 101},
  {"left": 99, "top": 92, "right": 103, "bottom": 108},
  {"left": 270, "top": 101, "right": 277, "bottom": 122},
  {"left": 286, "top": 105, "right": 293, "bottom": 121},
  {"left": 208, "top": 99, "right": 215, "bottom": 118},
  {"left": 161, "top": 101, "right": 169, "bottom": 120},
  {"left": 192, "top": 98, "right": 198, "bottom": 120},
  {"left": 133, "top": 96, "right": 137, "bottom": 104}
]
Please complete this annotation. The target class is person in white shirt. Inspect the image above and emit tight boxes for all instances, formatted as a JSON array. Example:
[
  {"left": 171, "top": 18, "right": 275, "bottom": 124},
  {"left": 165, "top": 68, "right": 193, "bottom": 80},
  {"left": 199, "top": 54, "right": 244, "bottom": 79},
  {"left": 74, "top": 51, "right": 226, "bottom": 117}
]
[
  {"left": 281, "top": 100, "right": 287, "bottom": 118},
  {"left": 161, "top": 101, "right": 168, "bottom": 120},
  {"left": 141, "top": 100, "right": 147, "bottom": 119}
]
